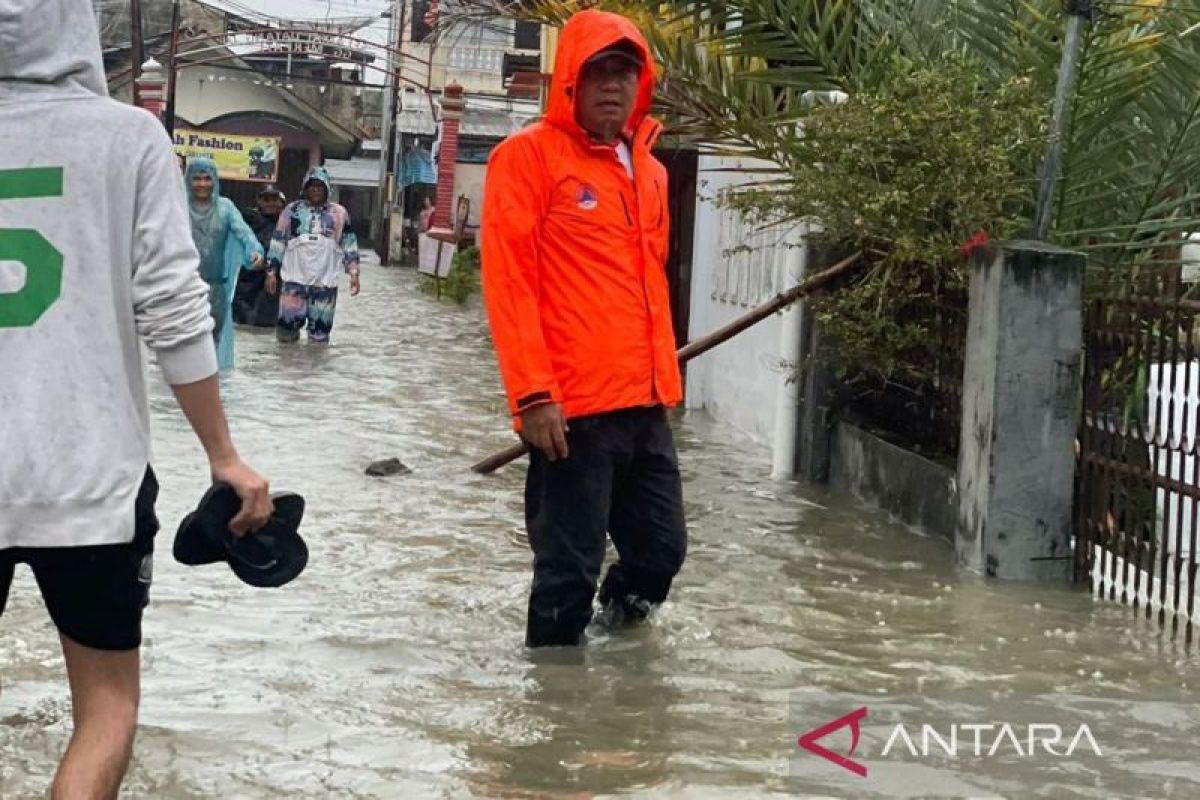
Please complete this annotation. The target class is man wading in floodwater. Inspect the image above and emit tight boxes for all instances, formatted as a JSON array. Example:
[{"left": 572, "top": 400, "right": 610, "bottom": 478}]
[{"left": 481, "top": 9, "right": 688, "bottom": 648}]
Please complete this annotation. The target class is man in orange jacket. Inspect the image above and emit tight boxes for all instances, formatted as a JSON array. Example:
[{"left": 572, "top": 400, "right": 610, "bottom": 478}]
[{"left": 482, "top": 9, "right": 687, "bottom": 647}]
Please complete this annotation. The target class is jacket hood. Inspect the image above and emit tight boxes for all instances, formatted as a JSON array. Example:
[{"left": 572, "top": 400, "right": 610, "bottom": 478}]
[
  {"left": 545, "top": 10, "right": 657, "bottom": 143},
  {"left": 302, "top": 166, "right": 333, "bottom": 196},
  {"left": 184, "top": 157, "right": 222, "bottom": 201},
  {"left": 0, "top": 0, "right": 108, "bottom": 102}
]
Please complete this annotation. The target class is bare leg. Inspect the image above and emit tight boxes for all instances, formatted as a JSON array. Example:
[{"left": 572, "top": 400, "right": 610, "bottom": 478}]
[{"left": 52, "top": 634, "right": 139, "bottom": 800}]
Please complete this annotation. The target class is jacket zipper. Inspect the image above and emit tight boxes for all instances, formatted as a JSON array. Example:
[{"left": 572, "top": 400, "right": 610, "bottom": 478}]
[
  {"left": 619, "top": 120, "right": 666, "bottom": 404},
  {"left": 621, "top": 151, "right": 659, "bottom": 403},
  {"left": 619, "top": 192, "right": 634, "bottom": 227}
]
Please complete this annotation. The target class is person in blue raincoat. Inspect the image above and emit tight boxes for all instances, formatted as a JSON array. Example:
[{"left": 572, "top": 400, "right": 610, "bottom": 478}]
[{"left": 184, "top": 157, "right": 264, "bottom": 370}]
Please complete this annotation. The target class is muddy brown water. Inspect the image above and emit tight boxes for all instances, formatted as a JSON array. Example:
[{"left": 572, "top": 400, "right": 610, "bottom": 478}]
[{"left": 3, "top": 260, "right": 1199, "bottom": 798}]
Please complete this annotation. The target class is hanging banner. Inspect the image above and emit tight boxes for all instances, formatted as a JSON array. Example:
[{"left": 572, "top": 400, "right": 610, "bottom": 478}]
[
  {"left": 229, "top": 30, "right": 376, "bottom": 65},
  {"left": 174, "top": 129, "right": 281, "bottom": 183}
]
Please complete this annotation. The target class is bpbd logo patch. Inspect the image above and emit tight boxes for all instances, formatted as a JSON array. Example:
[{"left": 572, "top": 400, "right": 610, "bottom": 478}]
[{"left": 577, "top": 184, "right": 598, "bottom": 210}]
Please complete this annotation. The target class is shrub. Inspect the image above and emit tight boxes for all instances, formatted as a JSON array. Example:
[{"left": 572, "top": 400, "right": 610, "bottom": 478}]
[
  {"left": 443, "top": 245, "right": 481, "bottom": 305},
  {"left": 418, "top": 245, "right": 481, "bottom": 306},
  {"left": 726, "top": 57, "right": 1047, "bottom": 384}
]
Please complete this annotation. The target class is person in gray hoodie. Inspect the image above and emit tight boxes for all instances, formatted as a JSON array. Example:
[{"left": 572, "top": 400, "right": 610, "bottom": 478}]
[{"left": 0, "top": 1, "right": 273, "bottom": 796}]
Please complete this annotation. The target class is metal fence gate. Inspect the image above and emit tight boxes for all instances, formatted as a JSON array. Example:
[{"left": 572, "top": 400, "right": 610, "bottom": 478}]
[{"left": 1075, "top": 268, "right": 1200, "bottom": 640}]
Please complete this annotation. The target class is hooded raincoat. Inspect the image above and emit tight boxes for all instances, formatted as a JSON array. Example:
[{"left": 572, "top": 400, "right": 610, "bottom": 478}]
[
  {"left": 267, "top": 166, "right": 359, "bottom": 288},
  {"left": 480, "top": 10, "right": 682, "bottom": 426},
  {"left": 184, "top": 157, "right": 263, "bottom": 370}
]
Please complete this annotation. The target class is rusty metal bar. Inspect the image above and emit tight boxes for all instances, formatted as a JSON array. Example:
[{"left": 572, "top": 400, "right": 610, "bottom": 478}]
[
  {"left": 1097, "top": 294, "right": 1200, "bottom": 314},
  {"left": 1152, "top": 277, "right": 1172, "bottom": 625},
  {"left": 1075, "top": 297, "right": 1100, "bottom": 582},
  {"left": 1188, "top": 312, "right": 1200, "bottom": 644},
  {"left": 1167, "top": 275, "right": 1187, "bottom": 636},
  {"left": 1081, "top": 409, "right": 1200, "bottom": 457},
  {"left": 1137, "top": 293, "right": 1154, "bottom": 610}
]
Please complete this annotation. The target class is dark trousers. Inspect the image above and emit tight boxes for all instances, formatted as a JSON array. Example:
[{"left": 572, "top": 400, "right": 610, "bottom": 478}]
[
  {"left": 232, "top": 268, "right": 280, "bottom": 327},
  {"left": 524, "top": 406, "right": 688, "bottom": 647}
]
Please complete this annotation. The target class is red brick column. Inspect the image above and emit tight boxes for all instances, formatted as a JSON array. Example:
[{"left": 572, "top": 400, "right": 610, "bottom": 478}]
[
  {"left": 134, "top": 57, "right": 167, "bottom": 122},
  {"left": 430, "top": 82, "right": 465, "bottom": 234}
]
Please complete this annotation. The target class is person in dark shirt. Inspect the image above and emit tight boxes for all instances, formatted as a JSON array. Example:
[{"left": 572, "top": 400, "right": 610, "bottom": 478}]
[{"left": 233, "top": 185, "right": 286, "bottom": 327}]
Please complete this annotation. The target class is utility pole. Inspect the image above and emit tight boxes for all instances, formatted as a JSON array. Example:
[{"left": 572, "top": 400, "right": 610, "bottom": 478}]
[
  {"left": 388, "top": 0, "right": 408, "bottom": 261},
  {"left": 376, "top": 1, "right": 398, "bottom": 263},
  {"left": 165, "top": 0, "right": 181, "bottom": 136},
  {"left": 1032, "top": 0, "right": 1094, "bottom": 241},
  {"left": 130, "top": 0, "right": 145, "bottom": 81}
]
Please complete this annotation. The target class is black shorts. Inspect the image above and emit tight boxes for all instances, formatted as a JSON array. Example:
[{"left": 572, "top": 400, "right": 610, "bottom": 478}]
[{"left": 0, "top": 468, "right": 159, "bottom": 651}]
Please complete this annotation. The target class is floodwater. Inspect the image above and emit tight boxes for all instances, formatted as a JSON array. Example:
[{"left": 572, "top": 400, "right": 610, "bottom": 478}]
[{"left": 3, "top": 258, "right": 1200, "bottom": 799}]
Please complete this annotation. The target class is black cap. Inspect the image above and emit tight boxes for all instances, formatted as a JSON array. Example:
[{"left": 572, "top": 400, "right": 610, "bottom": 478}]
[
  {"left": 174, "top": 483, "right": 309, "bottom": 588},
  {"left": 584, "top": 39, "right": 644, "bottom": 70},
  {"left": 258, "top": 185, "right": 285, "bottom": 200}
]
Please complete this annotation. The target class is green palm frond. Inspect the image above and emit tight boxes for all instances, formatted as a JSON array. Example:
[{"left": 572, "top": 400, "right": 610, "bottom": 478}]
[{"left": 451, "top": 0, "right": 1200, "bottom": 287}]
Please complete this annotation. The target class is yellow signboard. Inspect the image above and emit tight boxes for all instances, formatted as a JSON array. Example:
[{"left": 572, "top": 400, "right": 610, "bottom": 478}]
[{"left": 173, "top": 129, "right": 280, "bottom": 183}]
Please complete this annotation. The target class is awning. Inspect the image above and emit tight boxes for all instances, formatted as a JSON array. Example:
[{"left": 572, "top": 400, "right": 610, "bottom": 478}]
[
  {"left": 395, "top": 104, "right": 538, "bottom": 138},
  {"left": 325, "top": 157, "right": 381, "bottom": 189}
]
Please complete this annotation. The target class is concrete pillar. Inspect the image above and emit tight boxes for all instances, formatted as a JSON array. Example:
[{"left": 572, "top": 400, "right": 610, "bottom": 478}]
[
  {"left": 429, "top": 82, "right": 464, "bottom": 235},
  {"left": 956, "top": 241, "right": 1084, "bottom": 581}
]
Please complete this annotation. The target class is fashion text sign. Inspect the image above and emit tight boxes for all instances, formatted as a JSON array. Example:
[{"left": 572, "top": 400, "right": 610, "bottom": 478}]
[{"left": 174, "top": 129, "right": 281, "bottom": 183}]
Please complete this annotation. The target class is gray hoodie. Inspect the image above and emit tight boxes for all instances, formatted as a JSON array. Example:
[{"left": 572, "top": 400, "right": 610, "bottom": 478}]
[{"left": 1, "top": 0, "right": 217, "bottom": 548}]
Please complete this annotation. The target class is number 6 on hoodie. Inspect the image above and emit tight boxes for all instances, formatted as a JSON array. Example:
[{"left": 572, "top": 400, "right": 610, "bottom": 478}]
[{"left": 0, "top": 167, "right": 64, "bottom": 328}]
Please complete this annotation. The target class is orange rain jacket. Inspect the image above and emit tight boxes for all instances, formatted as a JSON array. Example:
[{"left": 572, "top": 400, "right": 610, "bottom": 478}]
[{"left": 481, "top": 10, "right": 682, "bottom": 425}]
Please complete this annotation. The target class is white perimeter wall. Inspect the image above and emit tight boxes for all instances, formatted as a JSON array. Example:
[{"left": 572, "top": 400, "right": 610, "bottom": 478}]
[{"left": 686, "top": 155, "right": 809, "bottom": 474}]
